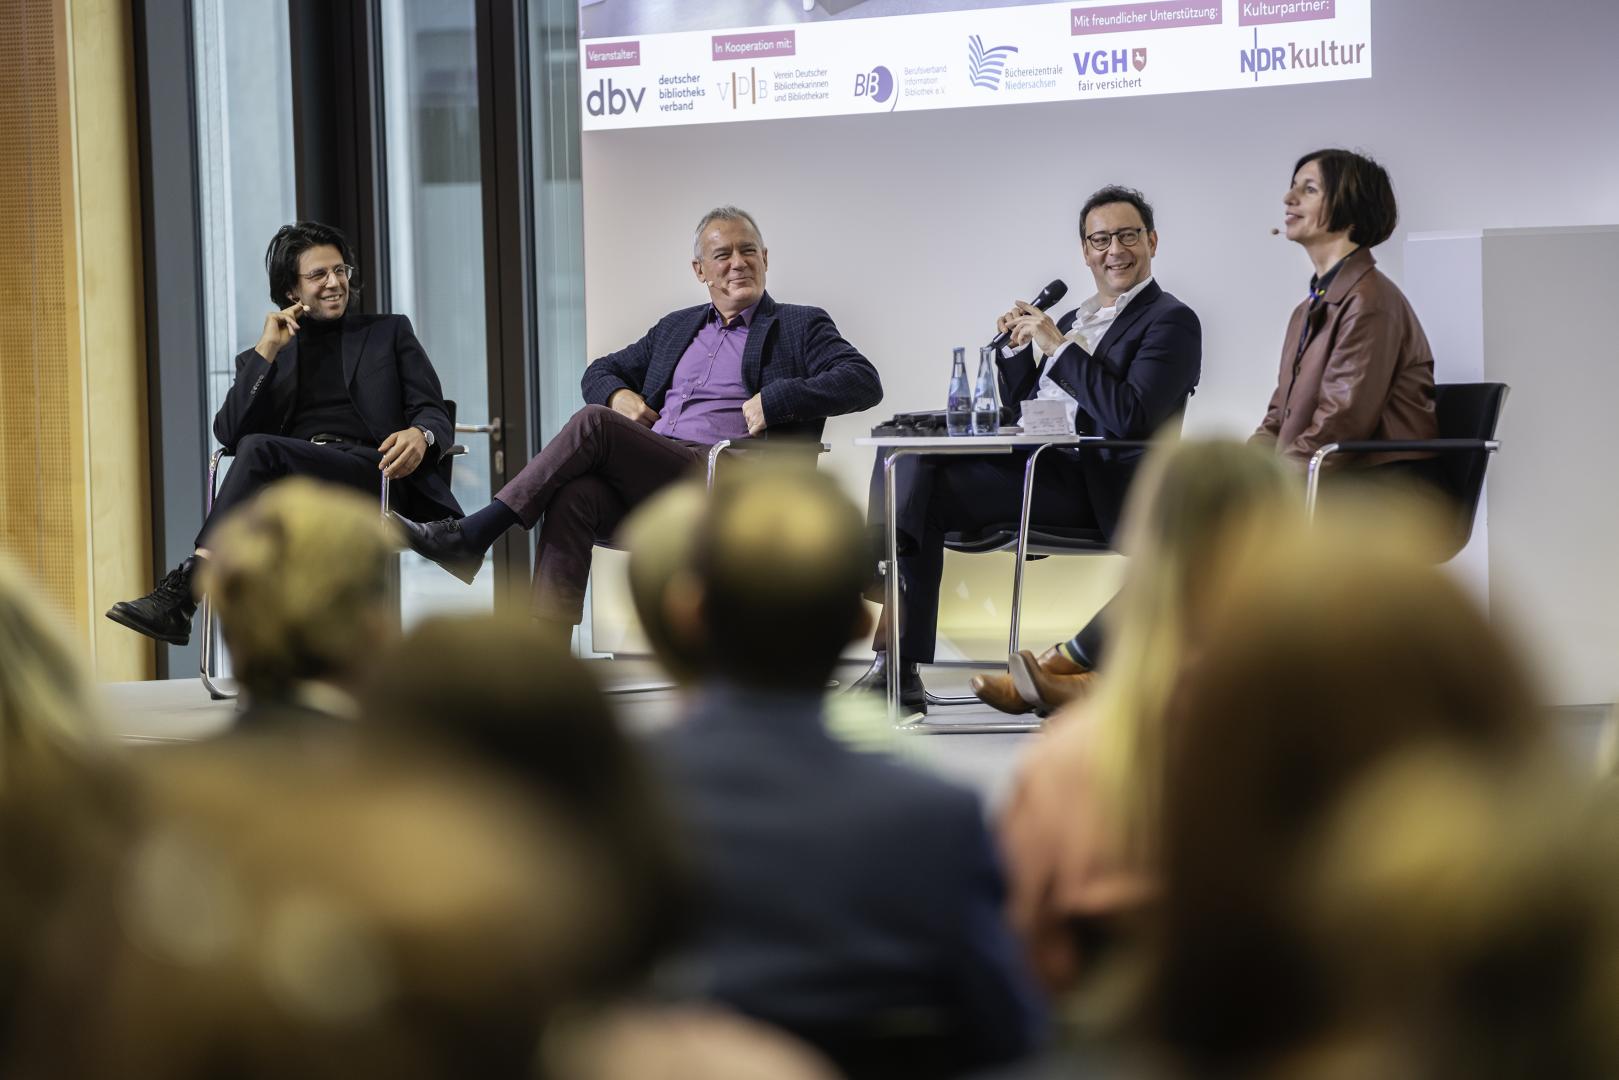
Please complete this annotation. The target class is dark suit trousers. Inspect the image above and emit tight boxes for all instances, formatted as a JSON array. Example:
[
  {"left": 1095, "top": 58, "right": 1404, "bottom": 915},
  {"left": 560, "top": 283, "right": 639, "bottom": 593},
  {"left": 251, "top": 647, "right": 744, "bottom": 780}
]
[
  {"left": 495, "top": 404, "right": 709, "bottom": 623},
  {"left": 868, "top": 450, "right": 1096, "bottom": 664},
  {"left": 198, "top": 434, "right": 383, "bottom": 548}
]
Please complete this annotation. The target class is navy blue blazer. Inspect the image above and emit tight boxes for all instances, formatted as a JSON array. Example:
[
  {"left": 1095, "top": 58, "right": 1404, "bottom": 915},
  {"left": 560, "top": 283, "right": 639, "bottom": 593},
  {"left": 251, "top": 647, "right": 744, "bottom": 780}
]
[
  {"left": 579, "top": 292, "right": 882, "bottom": 441},
  {"left": 998, "top": 280, "right": 1201, "bottom": 538},
  {"left": 653, "top": 686, "right": 1045, "bottom": 1074},
  {"left": 213, "top": 313, "right": 461, "bottom": 520}
]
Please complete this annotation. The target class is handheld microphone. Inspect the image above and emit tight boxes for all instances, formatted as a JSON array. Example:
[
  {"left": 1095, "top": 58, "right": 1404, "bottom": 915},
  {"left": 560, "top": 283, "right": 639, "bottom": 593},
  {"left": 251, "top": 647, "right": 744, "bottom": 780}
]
[
  {"left": 989, "top": 279, "right": 1068, "bottom": 351},
  {"left": 1269, "top": 227, "right": 1281, "bottom": 235}
]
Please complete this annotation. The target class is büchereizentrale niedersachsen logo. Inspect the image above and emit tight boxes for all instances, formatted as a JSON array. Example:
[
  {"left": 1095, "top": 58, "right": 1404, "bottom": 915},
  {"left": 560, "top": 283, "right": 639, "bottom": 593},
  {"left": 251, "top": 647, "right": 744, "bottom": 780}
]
[{"left": 967, "top": 35, "right": 1019, "bottom": 90}]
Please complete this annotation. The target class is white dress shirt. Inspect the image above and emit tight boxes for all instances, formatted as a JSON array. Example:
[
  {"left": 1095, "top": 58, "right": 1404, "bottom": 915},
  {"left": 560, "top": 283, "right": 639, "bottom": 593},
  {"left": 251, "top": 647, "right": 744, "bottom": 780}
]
[{"left": 1020, "top": 276, "right": 1155, "bottom": 433}]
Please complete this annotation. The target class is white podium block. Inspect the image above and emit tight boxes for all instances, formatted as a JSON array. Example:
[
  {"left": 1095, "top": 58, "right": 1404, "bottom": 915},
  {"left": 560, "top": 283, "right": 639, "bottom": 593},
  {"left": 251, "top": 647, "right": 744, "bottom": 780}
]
[{"left": 1406, "top": 226, "right": 1619, "bottom": 707}]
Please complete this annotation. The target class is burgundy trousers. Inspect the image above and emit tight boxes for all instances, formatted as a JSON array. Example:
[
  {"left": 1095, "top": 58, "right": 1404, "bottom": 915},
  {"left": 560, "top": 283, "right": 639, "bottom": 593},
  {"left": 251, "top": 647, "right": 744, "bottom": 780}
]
[{"left": 495, "top": 404, "right": 709, "bottom": 624}]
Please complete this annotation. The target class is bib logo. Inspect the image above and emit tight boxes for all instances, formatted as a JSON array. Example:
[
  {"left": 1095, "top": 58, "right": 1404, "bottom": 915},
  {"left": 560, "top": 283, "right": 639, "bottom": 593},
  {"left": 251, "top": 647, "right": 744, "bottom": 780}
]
[
  {"left": 853, "top": 65, "right": 898, "bottom": 110},
  {"left": 586, "top": 79, "right": 645, "bottom": 116},
  {"left": 1241, "top": 29, "right": 1366, "bottom": 81},
  {"left": 967, "top": 35, "right": 1019, "bottom": 90},
  {"left": 718, "top": 67, "right": 768, "bottom": 108}
]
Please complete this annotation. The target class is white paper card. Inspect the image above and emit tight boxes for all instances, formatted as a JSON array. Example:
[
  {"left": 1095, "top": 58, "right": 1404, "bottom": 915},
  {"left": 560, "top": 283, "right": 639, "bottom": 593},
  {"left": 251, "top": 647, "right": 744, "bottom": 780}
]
[{"left": 1019, "top": 399, "right": 1072, "bottom": 436}]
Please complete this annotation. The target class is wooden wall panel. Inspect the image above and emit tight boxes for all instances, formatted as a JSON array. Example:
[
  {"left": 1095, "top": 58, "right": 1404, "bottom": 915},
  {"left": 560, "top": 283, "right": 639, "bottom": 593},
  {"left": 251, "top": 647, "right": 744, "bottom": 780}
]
[
  {"left": 0, "top": 0, "right": 82, "bottom": 625},
  {"left": 0, "top": 0, "right": 152, "bottom": 679}
]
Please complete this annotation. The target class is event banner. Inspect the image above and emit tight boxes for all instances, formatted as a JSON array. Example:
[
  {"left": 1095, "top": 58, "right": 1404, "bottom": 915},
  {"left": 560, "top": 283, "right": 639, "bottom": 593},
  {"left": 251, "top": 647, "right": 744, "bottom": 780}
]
[{"left": 578, "top": 0, "right": 1372, "bottom": 131}]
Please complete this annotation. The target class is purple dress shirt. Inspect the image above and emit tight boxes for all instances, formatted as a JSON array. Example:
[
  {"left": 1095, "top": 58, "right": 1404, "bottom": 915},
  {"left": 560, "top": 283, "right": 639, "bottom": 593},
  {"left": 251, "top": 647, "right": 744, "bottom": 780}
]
[{"left": 651, "top": 303, "right": 756, "bottom": 444}]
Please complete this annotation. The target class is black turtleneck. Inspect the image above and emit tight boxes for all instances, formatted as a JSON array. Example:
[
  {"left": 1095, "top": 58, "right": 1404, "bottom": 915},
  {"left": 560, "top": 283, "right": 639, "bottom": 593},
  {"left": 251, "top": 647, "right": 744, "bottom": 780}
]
[{"left": 286, "top": 315, "right": 372, "bottom": 444}]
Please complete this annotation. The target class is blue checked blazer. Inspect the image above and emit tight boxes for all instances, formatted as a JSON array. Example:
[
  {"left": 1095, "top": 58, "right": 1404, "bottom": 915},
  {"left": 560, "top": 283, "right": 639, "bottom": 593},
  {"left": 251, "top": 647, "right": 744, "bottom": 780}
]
[{"left": 580, "top": 292, "right": 882, "bottom": 441}]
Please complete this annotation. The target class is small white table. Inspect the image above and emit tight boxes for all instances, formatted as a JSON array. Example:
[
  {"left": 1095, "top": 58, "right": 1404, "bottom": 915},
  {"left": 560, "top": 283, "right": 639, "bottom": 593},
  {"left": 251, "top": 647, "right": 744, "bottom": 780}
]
[{"left": 856, "top": 432, "right": 1145, "bottom": 729}]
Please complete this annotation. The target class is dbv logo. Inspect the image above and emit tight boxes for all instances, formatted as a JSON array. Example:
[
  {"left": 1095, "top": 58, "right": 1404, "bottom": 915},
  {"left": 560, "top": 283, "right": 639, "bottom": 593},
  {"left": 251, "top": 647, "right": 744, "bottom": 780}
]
[
  {"left": 854, "top": 65, "right": 897, "bottom": 108},
  {"left": 1240, "top": 29, "right": 1286, "bottom": 80},
  {"left": 967, "top": 35, "right": 1018, "bottom": 90},
  {"left": 586, "top": 78, "right": 645, "bottom": 115}
]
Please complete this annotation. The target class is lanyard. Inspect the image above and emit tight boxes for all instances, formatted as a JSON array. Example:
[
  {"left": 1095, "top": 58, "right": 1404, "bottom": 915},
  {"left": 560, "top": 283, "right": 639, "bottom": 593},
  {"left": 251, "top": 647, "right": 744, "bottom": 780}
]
[{"left": 1294, "top": 291, "right": 1325, "bottom": 363}]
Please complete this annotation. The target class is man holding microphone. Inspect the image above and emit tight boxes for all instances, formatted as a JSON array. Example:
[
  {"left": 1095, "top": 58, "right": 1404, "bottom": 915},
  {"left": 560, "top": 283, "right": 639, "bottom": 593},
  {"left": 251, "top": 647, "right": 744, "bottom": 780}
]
[{"left": 854, "top": 186, "right": 1203, "bottom": 714}]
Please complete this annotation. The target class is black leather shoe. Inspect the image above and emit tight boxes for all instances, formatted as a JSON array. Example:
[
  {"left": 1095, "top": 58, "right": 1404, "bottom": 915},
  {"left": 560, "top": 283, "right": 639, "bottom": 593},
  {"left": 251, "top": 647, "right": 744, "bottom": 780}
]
[
  {"left": 106, "top": 557, "right": 199, "bottom": 645},
  {"left": 847, "top": 652, "right": 927, "bottom": 715},
  {"left": 392, "top": 514, "right": 484, "bottom": 585}
]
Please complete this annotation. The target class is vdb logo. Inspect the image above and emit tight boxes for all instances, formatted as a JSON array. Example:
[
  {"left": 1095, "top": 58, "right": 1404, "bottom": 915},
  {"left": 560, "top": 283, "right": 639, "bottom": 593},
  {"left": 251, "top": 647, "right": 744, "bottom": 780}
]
[
  {"left": 1073, "top": 47, "right": 1147, "bottom": 75},
  {"left": 853, "top": 65, "right": 898, "bottom": 110},
  {"left": 586, "top": 78, "right": 645, "bottom": 116},
  {"left": 718, "top": 67, "right": 768, "bottom": 108},
  {"left": 967, "top": 35, "right": 1019, "bottom": 90}
]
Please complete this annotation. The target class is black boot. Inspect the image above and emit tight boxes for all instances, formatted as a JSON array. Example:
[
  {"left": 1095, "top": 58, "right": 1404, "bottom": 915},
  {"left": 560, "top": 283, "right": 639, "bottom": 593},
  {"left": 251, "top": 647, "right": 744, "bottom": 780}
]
[
  {"left": 106, "top": 556, "right": 200, "bottom": 645},
  {"left": 848, "top": 651, "right": 927, "bottom": 714}
]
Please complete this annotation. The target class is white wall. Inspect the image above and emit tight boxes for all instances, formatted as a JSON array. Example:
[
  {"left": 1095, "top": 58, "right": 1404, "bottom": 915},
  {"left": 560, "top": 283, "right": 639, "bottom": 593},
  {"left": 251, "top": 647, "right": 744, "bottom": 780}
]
[{"left": 578, "top": 0, "right": 1619, "bottom": 663}]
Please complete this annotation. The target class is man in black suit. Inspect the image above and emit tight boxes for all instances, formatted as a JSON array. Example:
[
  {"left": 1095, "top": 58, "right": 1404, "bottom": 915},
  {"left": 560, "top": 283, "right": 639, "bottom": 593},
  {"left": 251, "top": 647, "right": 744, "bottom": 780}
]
[
  {"left": 853, "top": 186, "right": 1202, "bottom": 713},
  {"left": 648, "top": 464, "right": 1044, "bottom": 1077},
  {"left": 395, "top": 206, "right": 882, "bottom": 638},
  {"left": 106, "top": 221, "right": 461, "bottom": 646}
]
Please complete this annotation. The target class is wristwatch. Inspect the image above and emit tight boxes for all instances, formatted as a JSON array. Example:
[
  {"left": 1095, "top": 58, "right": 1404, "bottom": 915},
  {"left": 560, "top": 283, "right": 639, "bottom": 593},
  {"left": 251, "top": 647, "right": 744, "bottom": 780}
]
[{"left": 415, "top": 424, "right": 435, "bottom": 447}]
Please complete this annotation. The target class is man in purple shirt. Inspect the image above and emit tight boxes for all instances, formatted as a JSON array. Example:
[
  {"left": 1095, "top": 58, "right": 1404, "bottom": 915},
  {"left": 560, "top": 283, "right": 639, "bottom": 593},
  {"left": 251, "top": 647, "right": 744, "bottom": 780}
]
[{"left": 394, "top": 206, "right": 883, "bottom": 639}]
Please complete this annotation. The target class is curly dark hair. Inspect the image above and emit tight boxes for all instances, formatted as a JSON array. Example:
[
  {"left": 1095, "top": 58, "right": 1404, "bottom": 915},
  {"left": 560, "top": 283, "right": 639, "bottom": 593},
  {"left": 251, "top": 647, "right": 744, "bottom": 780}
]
[{"left": 264, "top": 221, "right": 361, "bottom": 307}]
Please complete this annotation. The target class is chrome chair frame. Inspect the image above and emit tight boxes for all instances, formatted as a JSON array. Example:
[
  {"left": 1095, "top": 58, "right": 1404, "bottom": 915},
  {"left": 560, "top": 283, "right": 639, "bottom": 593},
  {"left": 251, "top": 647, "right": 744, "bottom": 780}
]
[
  {"left": 1304, "top": 383, "right": 1509, "bottom": 562},
  {"left": 596, "top": 438, "right": 830, "bottom": 695},
  {"left": 200, "top": 434, "right": 470, "bottom": 700}
]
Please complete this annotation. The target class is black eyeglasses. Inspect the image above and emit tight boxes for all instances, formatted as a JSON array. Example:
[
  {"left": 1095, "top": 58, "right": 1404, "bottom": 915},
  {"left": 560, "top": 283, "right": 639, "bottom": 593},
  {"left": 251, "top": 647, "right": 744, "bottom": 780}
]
[
  {"left": 301, "top": 264, "right": 356, "bottom": 285},
  {"left": 1084, "top": 228, "right": 1146, "bottom": 251}
]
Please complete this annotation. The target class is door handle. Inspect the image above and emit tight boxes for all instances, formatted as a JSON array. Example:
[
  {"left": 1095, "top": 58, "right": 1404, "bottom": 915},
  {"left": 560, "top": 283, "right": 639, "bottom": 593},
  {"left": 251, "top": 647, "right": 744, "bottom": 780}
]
[{"left": 453, "top": 416, "right": 502, "bottom": 443}]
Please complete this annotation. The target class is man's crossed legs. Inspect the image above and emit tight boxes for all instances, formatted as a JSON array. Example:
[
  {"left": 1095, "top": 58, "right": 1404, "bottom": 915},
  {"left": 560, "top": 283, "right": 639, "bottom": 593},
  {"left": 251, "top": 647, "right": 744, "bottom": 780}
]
[{"left": 396, "top": 404, "right": 709, "bottom": 632}]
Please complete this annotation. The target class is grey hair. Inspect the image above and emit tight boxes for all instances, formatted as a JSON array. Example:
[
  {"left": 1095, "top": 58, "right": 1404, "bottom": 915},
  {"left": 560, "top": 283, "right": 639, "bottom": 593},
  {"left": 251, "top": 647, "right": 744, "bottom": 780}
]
[{"left": 692, "top": 206, "right": 764, "bottom": 258}]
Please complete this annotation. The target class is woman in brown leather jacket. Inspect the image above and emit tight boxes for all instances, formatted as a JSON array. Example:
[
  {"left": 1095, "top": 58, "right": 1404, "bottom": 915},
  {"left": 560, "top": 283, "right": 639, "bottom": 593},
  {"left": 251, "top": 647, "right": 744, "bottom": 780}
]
[{"left": 1254, "top": 147, "right": 1439, "bottom": 471}]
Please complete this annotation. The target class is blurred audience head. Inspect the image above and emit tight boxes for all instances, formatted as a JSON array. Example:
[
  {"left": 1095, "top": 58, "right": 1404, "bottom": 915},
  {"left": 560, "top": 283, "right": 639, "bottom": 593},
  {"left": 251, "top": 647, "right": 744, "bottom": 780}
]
[
  {"left": 619, "top": 479, "right": 710, "bottom": 685},
  {"left": 0, "top": 558, "right": 128, "bottom": 1063},
  {"left": 1142, "top": 498, "right": 1546, "bottom": 1074},
  {"left": 680, "top": 461, "right": 872, "bottom": 693},
  {"left": 197, "top": 479, "right": 394, "bottom": 703},
  {"left": 6, "top": 735, "right": 619, "bottom": 1080},
  {"left": 547, "top": 1005, "right": 841, "bottom": 1080},
  {"left": 0, "top": 556, "right": 111, "bottom": 792},
  {"left": 1301, "top": 748, "right": 1619, "bottom": 1080},
  {"left": 359, "top": 614, "right": 689, "bottom": 989},
  {"left": 1087, "top": 437, "right": 1300, "bottom": 862}
]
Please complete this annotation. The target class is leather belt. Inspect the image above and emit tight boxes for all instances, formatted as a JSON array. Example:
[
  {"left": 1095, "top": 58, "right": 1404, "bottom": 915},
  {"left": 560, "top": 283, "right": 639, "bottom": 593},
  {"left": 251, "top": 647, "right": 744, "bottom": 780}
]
[{"left": 309, "top": 434, "right": 375, "bottom": 449}]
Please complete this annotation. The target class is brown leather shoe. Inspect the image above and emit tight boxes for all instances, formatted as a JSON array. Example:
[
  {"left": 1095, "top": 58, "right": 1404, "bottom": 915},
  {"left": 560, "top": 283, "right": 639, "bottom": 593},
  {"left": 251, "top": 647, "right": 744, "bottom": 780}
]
[
  {"left": 1032, "top": 643, "right": 1088, "bottom": 676},
  {"left": 971, "top": 642, "right": 1094, "bottom": 715},
  {"left": 969, "top": 670, "right": 1036, "bottom": 715},
  {"left": 1010, "top": 648, "right": 1097, "bottom": 710}
]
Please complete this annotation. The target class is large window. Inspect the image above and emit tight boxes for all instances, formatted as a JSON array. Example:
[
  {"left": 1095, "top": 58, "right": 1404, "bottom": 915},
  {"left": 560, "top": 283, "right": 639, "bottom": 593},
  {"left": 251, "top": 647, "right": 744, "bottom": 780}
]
[
  {"left": 381, "top": 0, "right": 495, "bottom": 622},
  {"left": 192, "top": 0, "right": 297, "bottom": 430},
  {"left": 191, "top": 0, "right": 297, "bottom": 680},
  {"left": 528, "top": 0, "right": 588, "bottom": 445}
]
